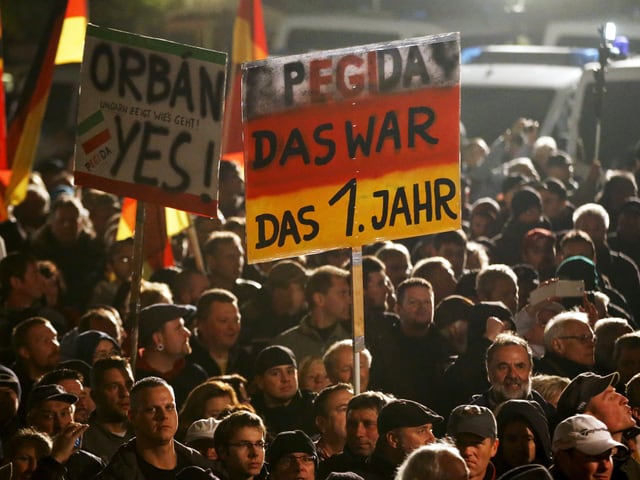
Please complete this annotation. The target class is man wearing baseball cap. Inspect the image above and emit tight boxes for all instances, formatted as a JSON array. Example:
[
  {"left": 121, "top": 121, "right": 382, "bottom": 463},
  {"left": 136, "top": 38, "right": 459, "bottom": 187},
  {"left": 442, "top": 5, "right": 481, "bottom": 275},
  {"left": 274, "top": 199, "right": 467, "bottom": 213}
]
[
  {"left": 135, "top": 303, "right": 207, "bottom": 409},
  {"left": 447, "top": 405, "right": 499, "bottom": 480},
  {"left": 551, "top": 414, "right": 625, "bottom": 479},
  {"left": 266, "top": 430, "right": 317, "bottom": 480},
  {"left": 556, "top": 371, "right": 637, "bottom": 479},
  {"left": 26, "top": 384, "right": 105, "bottom": 480},
  {"left": 556, "top": 372, "right": 636, "bottom": 442},
  {"left": 363, "top": 399, "right": 443, "bottom": 480},
  {"left": 250, "top": 345, "right": 316, "bottom": 438}
]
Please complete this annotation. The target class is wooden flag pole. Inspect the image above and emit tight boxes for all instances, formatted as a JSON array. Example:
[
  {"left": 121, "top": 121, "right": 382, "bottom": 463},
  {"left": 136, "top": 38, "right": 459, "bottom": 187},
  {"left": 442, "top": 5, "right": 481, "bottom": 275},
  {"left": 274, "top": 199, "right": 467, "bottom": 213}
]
[
  {"left": 351, "top": 246, "right": 365, "bottom": 394},
  {"left": 187, "top": 214, "right": 205, "bottom": 273},
  {"left": 128, "top": 200, "right": 146, "bottom": 372}
]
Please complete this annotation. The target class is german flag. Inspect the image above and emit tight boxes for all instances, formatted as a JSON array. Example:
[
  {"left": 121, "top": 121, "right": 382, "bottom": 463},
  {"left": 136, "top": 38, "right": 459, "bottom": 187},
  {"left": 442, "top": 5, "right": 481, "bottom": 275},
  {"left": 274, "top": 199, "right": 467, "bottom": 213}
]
[
  {"left": 221, "top": 0, "right": 268, "bottom": 158},
  {"left": 55, "top": 0, "right": 88, "bottom": 65},
  {"left": 117, "top": 198, "right": 191, "bottom": 274},
  {"left": 5, "top": 0, "right": 67, "bottom": 210}
]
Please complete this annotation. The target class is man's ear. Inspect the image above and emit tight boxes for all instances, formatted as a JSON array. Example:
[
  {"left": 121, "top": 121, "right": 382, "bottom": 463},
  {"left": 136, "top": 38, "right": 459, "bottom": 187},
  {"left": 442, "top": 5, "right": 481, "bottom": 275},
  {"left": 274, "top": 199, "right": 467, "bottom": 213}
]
[
  {"left": 151, "top": 331, "right": 164, "bottom": 349},
  {"left": 386, "top": 431, "right": 399, "bottom": 449},
  {"left": 206, "top": 447, "right": 218, "bottom": 461},
  {"left": 315, "top": 415, "right": 326, "bottom": 434},
  {"left": 17, "top": 346, "right": 30, "bottom": 361},
  {"left": 490, "top": 438, "right": 499, "bottom": 458},
  {"left": 312, "top": 292, "right": 325, "bottom": 309},
  {"left": 551, "top": 337, "right": 564, "bottom": 354},
  {"left": 9, "top": 275, "right": 22, "bottom": 290}
]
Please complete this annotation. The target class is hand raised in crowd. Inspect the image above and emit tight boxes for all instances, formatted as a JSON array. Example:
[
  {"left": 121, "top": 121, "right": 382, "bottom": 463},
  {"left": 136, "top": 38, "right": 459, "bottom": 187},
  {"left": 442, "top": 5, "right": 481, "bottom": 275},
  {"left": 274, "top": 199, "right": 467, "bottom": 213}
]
[
  {"left": 484, "top": 316, "right": 506, "bottom": 342},
  {"left": 51, "top": 422, "right": 90, "bottom": 464}
]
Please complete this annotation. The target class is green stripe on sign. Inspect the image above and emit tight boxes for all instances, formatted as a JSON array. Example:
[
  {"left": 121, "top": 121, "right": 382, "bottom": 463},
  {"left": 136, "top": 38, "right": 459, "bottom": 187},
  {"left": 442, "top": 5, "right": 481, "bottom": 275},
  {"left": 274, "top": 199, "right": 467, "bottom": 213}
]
[
  {"left": 87, "top": 24, "right": 227, "bottom": 65},
  {"left": 78, "top": 110, "right": 105, "bottom": 136}
]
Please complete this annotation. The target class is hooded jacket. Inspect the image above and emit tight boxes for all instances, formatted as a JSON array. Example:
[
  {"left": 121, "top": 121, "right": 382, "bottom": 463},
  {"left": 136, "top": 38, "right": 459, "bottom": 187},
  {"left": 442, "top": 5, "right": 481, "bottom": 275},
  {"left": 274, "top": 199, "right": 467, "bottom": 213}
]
[{"left": 494, "top": 399, "right": 552, "bottom": 476}]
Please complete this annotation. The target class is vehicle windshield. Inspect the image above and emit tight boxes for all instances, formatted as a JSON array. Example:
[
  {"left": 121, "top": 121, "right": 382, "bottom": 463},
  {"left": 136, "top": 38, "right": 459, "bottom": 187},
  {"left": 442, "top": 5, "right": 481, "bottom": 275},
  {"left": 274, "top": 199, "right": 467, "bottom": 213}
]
[{"left": 462, "top": 87, "right": 556, "bottom": 143}]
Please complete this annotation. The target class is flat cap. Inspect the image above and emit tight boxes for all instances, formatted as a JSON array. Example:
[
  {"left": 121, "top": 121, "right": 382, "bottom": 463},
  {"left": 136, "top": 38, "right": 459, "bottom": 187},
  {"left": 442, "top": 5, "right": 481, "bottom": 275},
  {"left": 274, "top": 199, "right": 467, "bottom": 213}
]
[
  {"left": 377, "top": 399, "right": 443, "bottom": 435},
  {"left": 139, "top": 303, "right": 196, "bottom": 346}
]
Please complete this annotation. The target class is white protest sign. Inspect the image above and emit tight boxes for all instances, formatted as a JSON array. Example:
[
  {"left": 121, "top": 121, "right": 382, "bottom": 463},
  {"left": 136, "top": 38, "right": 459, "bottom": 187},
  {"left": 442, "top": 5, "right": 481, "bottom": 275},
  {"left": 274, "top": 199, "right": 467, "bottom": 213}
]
[{"left": 74, "top": 24, "right": 227, "bottom": 216}]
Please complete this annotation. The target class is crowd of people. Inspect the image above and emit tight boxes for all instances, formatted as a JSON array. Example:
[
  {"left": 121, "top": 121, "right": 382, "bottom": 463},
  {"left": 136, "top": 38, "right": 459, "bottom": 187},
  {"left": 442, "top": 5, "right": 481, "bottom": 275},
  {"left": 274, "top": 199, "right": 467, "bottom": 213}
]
[{"left": 0, "top": 116, "right": 640, "bottom": 480}]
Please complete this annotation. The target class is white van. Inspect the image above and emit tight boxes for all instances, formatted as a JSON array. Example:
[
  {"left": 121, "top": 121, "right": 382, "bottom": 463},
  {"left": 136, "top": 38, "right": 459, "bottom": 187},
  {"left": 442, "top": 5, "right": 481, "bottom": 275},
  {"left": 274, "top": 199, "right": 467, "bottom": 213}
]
[
  {"left": 267, "top": 11, "right": 446, "bottom": 55},
  {"left": 566, "top": 56, "right": 640, "bottom": 168},
  {"left": 460, "top": 62, "right": 584, "bottom": 144}
]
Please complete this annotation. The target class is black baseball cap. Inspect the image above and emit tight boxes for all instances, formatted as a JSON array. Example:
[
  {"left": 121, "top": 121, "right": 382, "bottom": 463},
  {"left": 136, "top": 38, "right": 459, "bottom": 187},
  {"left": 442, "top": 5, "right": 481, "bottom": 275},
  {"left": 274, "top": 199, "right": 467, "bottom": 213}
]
[
  {"left": 27, "top": 384, "right": 78, "bottom": 411},
  {"left": 557, "top": 372, "right": 618, "bottom": 420}
]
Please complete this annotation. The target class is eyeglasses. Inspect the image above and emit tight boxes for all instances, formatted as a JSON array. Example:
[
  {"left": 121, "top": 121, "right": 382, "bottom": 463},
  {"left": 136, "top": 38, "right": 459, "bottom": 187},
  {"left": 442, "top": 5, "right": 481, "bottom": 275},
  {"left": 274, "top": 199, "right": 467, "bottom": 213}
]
[
  {"left": 228, "top": 440, "right": 266, "bottom": 450},
  {"left": 278, "top": 454, "right": 317, "bottom": 468},
  {"left": 558, "top": 334, "right": 594, "bottom": 343}
]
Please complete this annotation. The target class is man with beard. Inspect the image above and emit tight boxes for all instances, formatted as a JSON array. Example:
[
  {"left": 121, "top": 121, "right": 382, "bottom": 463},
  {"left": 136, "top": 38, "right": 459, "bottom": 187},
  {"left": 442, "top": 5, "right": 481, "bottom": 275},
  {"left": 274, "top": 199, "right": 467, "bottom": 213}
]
[
  {"left": 81, "top": 357, "right": 135, "bottom": 462},
  {"left": 471, "top": 333, "right": 556, "bottom": 425},
  {"left": 97, "top": 377, "right": 219, "bottom": 480}
]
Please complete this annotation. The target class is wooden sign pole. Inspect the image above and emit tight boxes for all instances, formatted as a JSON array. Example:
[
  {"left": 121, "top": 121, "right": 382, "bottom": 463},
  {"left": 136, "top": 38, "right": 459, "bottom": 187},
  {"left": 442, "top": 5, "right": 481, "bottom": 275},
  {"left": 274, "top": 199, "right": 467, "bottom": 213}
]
[
  {"left": 351, "top": 246, "right": 365, "bottom": 394},
  {"left": 128, "top": 201, "right": 146, "bottom": 372}
]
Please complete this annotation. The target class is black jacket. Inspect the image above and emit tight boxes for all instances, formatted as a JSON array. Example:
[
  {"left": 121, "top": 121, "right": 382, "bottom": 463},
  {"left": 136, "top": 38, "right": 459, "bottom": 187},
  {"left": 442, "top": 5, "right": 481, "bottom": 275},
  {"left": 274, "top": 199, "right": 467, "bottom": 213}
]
[
  {"left": 31, "top": 449, "right": 104, "bottom": 480},
  {"left": 250, "top": 389, "right": 317, "bottom": 440},
  {"left": 96, "top": 438, "right": 218, "bottom": 480},
  {"left": 534, "top": 351, "right": 592, "bottom": 379}
]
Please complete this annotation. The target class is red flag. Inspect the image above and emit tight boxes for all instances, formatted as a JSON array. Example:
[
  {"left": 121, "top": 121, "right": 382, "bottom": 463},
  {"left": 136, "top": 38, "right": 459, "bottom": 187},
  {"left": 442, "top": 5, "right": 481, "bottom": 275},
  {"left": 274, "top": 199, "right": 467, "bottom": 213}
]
[
  {"left": 5, "top": 0, "right": 67, "bottom": 211},
  {"left": 221, "top": 0, "right": 268, "bottom": 157}
]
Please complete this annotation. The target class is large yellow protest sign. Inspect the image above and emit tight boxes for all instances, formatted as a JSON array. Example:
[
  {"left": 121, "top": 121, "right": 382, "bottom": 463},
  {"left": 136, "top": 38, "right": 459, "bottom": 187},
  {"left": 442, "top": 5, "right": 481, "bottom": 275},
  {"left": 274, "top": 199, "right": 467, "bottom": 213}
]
[{"left": 243, "top": 33, "right": 461, "bottom": 263}]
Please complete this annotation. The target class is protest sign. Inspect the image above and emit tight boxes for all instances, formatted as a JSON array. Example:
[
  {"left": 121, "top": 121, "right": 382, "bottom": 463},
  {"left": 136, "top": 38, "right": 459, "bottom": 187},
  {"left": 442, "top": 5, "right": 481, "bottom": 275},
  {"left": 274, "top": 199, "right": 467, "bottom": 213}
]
[
  {"left": 243, "top": 32, "right": 461, "bottom": 263},
  {"left": 74, "top": 25, "right": 227, "bottom": 217}
]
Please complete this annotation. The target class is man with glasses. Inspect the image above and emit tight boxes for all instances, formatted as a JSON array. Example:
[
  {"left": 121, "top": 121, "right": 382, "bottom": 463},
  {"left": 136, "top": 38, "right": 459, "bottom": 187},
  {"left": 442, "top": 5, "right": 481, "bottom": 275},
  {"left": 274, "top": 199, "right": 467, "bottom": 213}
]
[
  {"left": 266, "top": 430, "right": 317, "bottom": 480},
  {"left": 213, "top": 410, "right": 267, "bottom": 480},
  {"left": 535, "top": 311, "right": 595, "bottom": 378}
]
